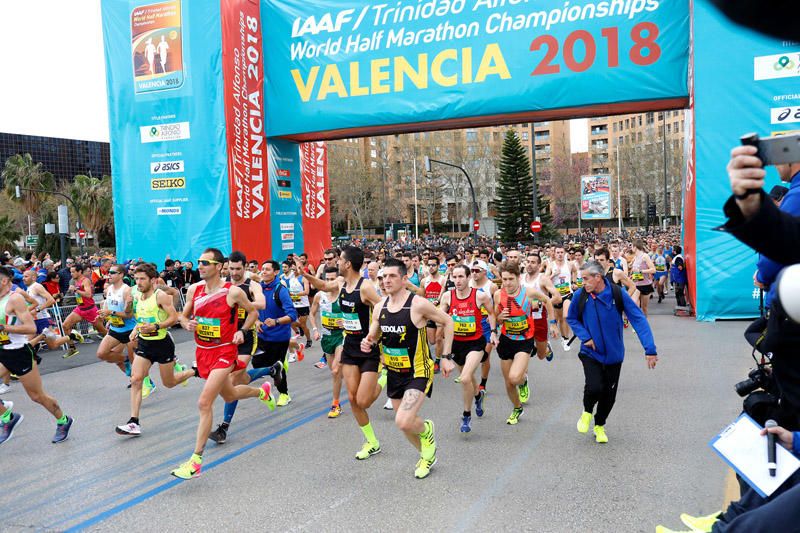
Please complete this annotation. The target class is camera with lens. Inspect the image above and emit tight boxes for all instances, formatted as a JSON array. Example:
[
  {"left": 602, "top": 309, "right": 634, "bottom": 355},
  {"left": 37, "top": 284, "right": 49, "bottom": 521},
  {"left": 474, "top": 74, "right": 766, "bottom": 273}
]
[{"left": 735, "top": 365, "right": 773, "bottom": 397}]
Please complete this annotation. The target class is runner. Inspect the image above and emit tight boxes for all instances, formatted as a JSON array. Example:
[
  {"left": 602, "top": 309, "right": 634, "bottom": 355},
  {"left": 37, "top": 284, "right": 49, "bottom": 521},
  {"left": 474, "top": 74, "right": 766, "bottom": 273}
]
[
  {"left": 421, "top": 256, "right": 444, "bottom": 373},
  {"left": 208, "top": 253, "right": 285, "bottom": 444},
  {"left": 308, "top": 266, "right": 345, "bottom": 418},
  {"left": 653, "top": 245, "right": 669, "bottom": 303},
  {"left": 609, "top": 243, "right": 628, "bottom": 275},
  {"left": 520, "top": 252, "right": 562, "bottom": 361},
  {"left": 545, "top": 246, "right": 578, "bottom": 351},
  {"left": 361, "top": 257, "right": 455, "bottom": 479},
  {"left": 631, "top": 239, "right": 657, "bottom": 316},
  {"left": 440, "top": 264, "right": 496, "bottom": 433},
  {"left": 300, "top": 246, "right": 386, "bottom": 460},
  {"left": 0, "top": 266, "right": 73, "bottom": 445},
  {"left": 96, "top": 264, "right": 136, "bottom": 376},
  {"left": 171, "top": 248, "right": 276, "bottom": 479},
  {"left": 592, "top": 248, "right": 641, "bottom": 301},
  {"left": 115, "top": 263, "right": 195, "bottom": 437},
  {"left": 285, "top": 261, "right": 312, "bottom": 349},
  {"left": 469, "top": 259, "right": 497, "bottom": 393},
  {"left": 22, "top": 269, "right": 78, "bottom": 357},
  {"left": 495, "top": 261, "right": 559, "bottom": 425},
  {"left": 61, "top": 263, "right": 108, "bottom": 354}
]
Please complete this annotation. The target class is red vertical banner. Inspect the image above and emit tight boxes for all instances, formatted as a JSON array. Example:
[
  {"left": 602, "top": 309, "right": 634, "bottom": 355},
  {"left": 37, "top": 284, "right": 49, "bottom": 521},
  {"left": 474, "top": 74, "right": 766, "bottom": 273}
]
[
  {"left": 300, "top": 141, "right": 332, "bottom": 265},
  {"left": 221, "top": 0, "right": 270, "bottom": 261},
  {"left": 684, "top": 3, "right": 697, "bottom": 311}
]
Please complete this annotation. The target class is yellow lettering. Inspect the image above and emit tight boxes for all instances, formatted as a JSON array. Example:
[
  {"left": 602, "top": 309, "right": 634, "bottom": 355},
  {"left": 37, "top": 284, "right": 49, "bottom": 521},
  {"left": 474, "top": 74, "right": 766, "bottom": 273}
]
[
  {"left": 349, "top": 62, "right": 369, "bottom": 97},
  {"left": 394, "top": 54, "right": 428, "bottom": 92},
  {"left": 317, "top": 64, "right": 347, "bottom": 100},
  {"left": 462, "top": 47, "right": 473, "bottom": 85},
  {"left": 475, "top": 43, "right": 511, "bottom": 83},
  {"left": 291, "top": 66, "right": 319, "bottom": 103},
  {"left": 431, "top": 49, "right": 458, "bottom": 87},
  {"left": 370, "top": 58, "right": 391, "bottom": 95}
]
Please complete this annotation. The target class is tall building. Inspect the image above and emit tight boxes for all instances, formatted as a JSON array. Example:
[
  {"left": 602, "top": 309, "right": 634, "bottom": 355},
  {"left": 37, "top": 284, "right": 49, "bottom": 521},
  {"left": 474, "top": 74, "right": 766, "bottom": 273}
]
[{"left": 0, "top": 132, "right": 111, "bottom": 184}]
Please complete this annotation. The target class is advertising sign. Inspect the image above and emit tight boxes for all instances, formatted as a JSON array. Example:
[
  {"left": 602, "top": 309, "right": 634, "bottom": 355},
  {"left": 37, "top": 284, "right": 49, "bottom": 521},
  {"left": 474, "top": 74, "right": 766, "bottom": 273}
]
[
  {"left": 580, "top": 175, "right": 611, "bottom": 219},
  {"left": 263, "top": 0, "right": 690, "bottom": 138},
  {"left": 268, "top": 139, "right": 304, "bottom": 261},
  {"left": 300, "top": 142, "right": 331, "bottom": 264}
]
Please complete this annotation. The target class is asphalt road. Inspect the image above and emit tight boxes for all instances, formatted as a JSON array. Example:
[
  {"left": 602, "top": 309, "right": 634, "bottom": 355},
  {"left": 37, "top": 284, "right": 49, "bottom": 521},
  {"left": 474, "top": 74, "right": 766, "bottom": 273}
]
[{"left": 1, "top": 296, "right": 754, "bottom": 532}]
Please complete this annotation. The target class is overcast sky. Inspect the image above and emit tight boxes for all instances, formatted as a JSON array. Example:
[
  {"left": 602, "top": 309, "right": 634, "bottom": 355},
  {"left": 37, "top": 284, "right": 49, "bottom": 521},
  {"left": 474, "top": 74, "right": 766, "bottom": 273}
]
[{"left": 0, "top": 0, "right": 588, "bottom": 150}]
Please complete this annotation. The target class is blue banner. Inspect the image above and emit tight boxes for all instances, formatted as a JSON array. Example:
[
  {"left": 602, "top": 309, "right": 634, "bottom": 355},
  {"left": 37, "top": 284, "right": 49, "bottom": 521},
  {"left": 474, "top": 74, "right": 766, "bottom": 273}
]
[
  {"left": 263, "top": 0, "right": 689, "bottom": 137},
  {"left": 267, "top": 139, "right": 304, "bottom": 261},
  {"left": 102, "top": 0, "right": 231, "bottom": 264},
  {"left": 693, "top": 0, "right": 793, "bottom": 320}
]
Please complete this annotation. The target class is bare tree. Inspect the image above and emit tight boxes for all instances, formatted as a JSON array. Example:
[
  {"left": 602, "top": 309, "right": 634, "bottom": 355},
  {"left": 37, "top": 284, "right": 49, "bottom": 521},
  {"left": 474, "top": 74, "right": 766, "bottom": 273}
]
[{"left": 328, "top": 147, "right": 382, "bottom": 237}]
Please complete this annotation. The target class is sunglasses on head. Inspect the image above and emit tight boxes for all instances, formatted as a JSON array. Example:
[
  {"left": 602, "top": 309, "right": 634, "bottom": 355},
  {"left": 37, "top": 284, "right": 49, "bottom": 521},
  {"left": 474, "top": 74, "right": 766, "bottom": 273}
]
[{"left": 198, "top": 259, "right": 221, "bottom": 266}]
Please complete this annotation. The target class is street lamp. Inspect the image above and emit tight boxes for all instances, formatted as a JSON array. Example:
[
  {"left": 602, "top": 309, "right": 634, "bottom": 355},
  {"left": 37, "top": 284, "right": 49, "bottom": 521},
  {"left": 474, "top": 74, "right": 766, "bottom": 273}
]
[
  {"left": 424, "top": 156, "right": 479, "bottom": 243},
  {"left": 15, "top": 185, "right": 84, "bottom": 255}
]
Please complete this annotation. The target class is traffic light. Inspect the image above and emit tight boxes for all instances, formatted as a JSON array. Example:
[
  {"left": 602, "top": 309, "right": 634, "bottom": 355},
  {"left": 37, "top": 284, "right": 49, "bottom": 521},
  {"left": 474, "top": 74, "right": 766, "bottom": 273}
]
[{"left": 647, "top": 203, "right": 657, "bottom": 219}]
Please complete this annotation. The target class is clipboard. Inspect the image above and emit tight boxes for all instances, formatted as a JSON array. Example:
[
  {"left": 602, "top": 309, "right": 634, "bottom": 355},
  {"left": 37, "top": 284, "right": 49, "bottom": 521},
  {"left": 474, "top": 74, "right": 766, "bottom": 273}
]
[{"left": 709, "top": 413, "right": 800, "bottom": 498}]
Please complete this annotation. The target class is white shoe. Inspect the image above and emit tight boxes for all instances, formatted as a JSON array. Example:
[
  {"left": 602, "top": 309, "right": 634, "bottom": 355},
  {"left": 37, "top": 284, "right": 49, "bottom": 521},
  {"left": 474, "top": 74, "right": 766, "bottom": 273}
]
[
  {"left": 287, "top": 352, "right": 297, "bottom": 363},
  {"left": 115, "top": 422, "right": 141, "bottom": 436},
  {"left": 383, "top": 398, "right": 393, "bottom": 410},
  {"left": 1, "top": 400, "right": 13, "bottom": 411},
  {"left": 0, "top": 383, "right": 9, "bottom": 395},
  {"left": 561, "top": 339, "right": 571, "bottom": 352}
]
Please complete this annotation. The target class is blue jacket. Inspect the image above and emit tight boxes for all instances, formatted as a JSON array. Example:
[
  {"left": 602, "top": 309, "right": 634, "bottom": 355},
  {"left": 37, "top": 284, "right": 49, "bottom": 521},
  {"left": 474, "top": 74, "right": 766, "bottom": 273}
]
[
  {"left": 566, "top": 283, "right": 657, "bottom": 365},
  {"left": 756, "top": 171, "right": 800, "bottom": 307},
  {"left": 257, "top": 278, "right": 298, "bottom": 342}
]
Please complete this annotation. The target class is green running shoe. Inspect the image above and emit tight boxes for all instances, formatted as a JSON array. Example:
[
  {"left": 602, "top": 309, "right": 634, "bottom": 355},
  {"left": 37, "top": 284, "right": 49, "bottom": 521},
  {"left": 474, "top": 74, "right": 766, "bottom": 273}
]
[
  {"left": 518, "top": 376, "right": 530, "bottom": 404},
  {"left": 577, "top": 411, "right": 592, "bottom": 433},
  {"left": 171, "top": 455, "right": 202, "bottom": 480},
  {"left": 506, "top": 407, "right": 523, "bottom": 425},
  {"left": 419, "top": 420, "right": 436, "bottom": 461},
  {"left": 414, "top": 455, "right": 437, "bottom": 479},
  {"left": 141, "top": 376, "right": 156, "bottom": 399},
  {"left": 355, "top": 441, "right": 381, "bottom": 460}
]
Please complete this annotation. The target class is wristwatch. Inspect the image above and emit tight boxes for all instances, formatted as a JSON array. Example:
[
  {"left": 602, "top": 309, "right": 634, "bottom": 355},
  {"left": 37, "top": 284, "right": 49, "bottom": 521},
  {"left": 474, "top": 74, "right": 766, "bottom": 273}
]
[{"left": 441, "top": 353, "right": 454, "bottom": 361}]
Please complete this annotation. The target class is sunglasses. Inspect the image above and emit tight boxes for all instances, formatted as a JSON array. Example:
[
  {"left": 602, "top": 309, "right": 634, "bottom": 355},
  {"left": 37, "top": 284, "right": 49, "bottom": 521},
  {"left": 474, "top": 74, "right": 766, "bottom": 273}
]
[
  {"left": 197, "top": 259, "right": 221, "bottom": 266},
  {"left": 471, "top": 269, "right": 482, "bottom": 273},
  {"left": 324, "top": 257, "right": 336, "bottom": 261},
  {"left": 447, "top": 263, "right": 456, "bottom": 267},
  {"left": 108, "top": 270, "right": 120, "bottom": 275}
]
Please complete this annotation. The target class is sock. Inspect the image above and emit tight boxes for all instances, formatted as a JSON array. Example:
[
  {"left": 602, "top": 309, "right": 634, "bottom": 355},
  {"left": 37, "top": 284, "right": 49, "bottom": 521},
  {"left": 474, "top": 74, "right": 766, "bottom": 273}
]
[
  {"left": 463, "top": 410, "right": 471, "bottom": 417},
  {"left": 480, "top": 377, "right": 487, "bottom": 387},
  {"left": 248, "top": 367, "right": 271, "bottom": 381},
  {"left": 360, "top": 422, "right": 378, "bottom": 445},
  {"left": 0, "top": 409, "right": 11, "bottom": 423},
  {"left": 57, "top": 414, "right": 68, "bottom": 425},
  {"left": 332, "top": 399, "right": 339, "bottom": 407},
  {"left": 475, "top": 393, "right": 482, "bottom": 401},
  {"left": 129, "top": 417, "right": 139, "bottom": 425},
  {"left": 191, "top": 453, "right": 203, "bottom": 464},
  {"left": 562, "top": 335, "right": 568, "bottom": 341},
  {"left": 419, "top": 420, "right": 432, "bottom": 439},
  {"left": 223, "top": 401, "right": 238, "bottom": 424},
  {"left": 377, "top": 369, "right": 387, "bottom": 390}
]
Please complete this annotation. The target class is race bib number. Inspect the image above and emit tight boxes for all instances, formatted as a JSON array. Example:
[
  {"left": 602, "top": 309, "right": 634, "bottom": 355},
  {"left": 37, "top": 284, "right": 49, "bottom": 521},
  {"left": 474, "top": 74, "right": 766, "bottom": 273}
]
[
  {"left": 504, "top": 315, "right": 529, "bottom": 335},
  {"left": 631, "top": 272, "right": 644, "bottom": 282},
  {"left": 137, "top": 316, "right": 159, "bottom": 338},
  {"left": 0, "top": 331, "right": 9, "bottom": 345},
  {"left": 196, "top": 317, "right": 221, "bottom": 340},
  {"left": 574, "top": 279, "right": 584, "bottom": 289},
  {"left": 75, "top": 294, "right": 84, "bottom": 305},
  {"left": 341, "top": 313, "right": 361, "bottom": 332},
  {"left": 656, "top": 265, "right": 666, "bottom": 272},
  {"left": 321, "top": 311, "right": 342, "bottom": 330},
  {"left": 452, "top": 315, "right": 476, "bottom": 335},
  {"left": 556, "top": 280, "right": 571, "bottom": 295},
  {"left": 108, "top": 316, "right": 125, "bottom": 327},
  {"left": 290, "top": 293, "right": 301, "bottom": 302},
  {"left": 237, "top": 307, "right": 247, "bottom": 320},
  {"left": 382, "top": 346, "right": 411, "bottom": 369}
]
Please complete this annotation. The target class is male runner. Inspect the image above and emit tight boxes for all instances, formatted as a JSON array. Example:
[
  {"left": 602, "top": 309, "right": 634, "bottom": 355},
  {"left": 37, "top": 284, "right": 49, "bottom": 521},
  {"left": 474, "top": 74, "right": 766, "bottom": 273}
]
[
  {"left": 469, "top": 259, "right": 496, "bottom": 393},
  {"left": 421, "top": 256, "right": 444, "bottom": 373},
  {"left": 22, "top": 269, "right": 78, "bottom": 357},
  {"left": 0, "top": 266, "right": 73, "bottom": 445},
  {"left": 285, "top": 261, "right": 312, "bottom": 349},
  {"left": 495, "top": 262, "right": 558, "bottom": 425},
  {"left": 171, "top": 248, "right": 276, "bottom": 479},
  {"left": 521, "top": 252, "right": 562, "bottom": 360},
  {"left": 440, "top": 264, "right": 495, "bottom": 433},
  {"left": 115, "top": 264, "right": 195, "bottom": 437},
  {"left": 97, "top": 265, "right": 136, "bottom": 376},
  {"left": 593, "top": 248, "right": 641, "bottom": 300},
  {"left": 546, "top": 246, "right": 578, "bottom": 351},
  {"left": 61, "top": 263, "right": 107, "bottom": 353},
  {"left": 309, "top": 267, "right": 345, "bottom": 418},
  {"left": 362, "top": 257, "right": 454, "bottom": 478},
  {"left": 301, "top": 247, "right": 386, "bottom": 460}
]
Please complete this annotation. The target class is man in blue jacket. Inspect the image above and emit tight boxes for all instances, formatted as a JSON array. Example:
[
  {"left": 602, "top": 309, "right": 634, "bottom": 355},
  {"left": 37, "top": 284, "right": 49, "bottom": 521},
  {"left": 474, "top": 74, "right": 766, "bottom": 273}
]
[{"left": 567, "top": 261, "right": 658, "bottom": 443}]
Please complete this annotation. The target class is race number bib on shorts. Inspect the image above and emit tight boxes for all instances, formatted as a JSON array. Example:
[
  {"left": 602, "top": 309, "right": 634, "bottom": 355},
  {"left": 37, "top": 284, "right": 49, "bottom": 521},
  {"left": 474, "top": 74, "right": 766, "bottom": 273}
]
[
  {"left": 196, "top": 317, "right": 221, "bottom": 341},
  {"left": 452, "top": 315, "right": 476, "bottom": 335},
  {"left": 341, "top": 313, "right": 361, "bottom": 333},
  {"left": 504, "top": 315, "right": 528, "bottom": 335},
  {"left": 382, "top": 346, "right": 411, "bottom": 369}
]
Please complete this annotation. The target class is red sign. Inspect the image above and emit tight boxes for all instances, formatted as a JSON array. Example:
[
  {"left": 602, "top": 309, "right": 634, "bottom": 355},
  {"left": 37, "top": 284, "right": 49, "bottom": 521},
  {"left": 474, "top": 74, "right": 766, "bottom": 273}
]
[
  {"left": 473, "top": 220, "right": 480, "bottom": 231},
  {"left": 300, "top": 142, "right": 332, "bottom": 265},
  {"left": 221, "top": 0, "right": 270, "bottom": 261},
  {"left": 277, "top": 169, "right": 291, "bottom": 177},
  {"left": 78, "top": 229, "right": 87, "bottom": 239},
  {"left": 530, "top": 221, "right": 542, "bottom": 233}
]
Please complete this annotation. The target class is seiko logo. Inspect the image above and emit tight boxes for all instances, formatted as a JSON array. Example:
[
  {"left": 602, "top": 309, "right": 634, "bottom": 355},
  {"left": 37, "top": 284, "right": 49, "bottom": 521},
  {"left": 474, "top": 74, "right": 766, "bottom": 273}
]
[{"left": 151, "top": 177, "right": 186, "bottom": 190}]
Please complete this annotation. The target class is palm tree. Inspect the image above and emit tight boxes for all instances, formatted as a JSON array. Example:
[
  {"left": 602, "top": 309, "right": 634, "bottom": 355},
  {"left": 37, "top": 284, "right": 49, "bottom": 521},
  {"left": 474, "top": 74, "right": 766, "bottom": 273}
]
[
  {"left": 69, "top": 174, "right": 114, "bottom": 237},
  {"left": 0, "top": 215, "right": 22, "bottom": 253},
  {"left": 1, "top": 153, "right": 55, "bottom": 219}
]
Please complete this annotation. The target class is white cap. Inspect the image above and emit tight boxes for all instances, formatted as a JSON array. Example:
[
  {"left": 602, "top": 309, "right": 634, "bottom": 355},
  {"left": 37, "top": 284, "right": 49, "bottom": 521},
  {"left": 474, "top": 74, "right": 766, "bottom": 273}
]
[
  {"left": 470, "top": 259, "right": 488, "bottom": 272},
  {"left": 377, "top": 268, "right": 385, "bottom": 278}
]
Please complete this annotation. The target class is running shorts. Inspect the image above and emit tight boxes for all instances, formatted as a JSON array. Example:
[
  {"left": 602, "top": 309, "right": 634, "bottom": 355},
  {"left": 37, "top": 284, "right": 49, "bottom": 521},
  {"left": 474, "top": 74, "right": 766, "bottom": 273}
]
[
  {"left": 340, "top": 345, "right": 379, "bottom": 373},
  {"left": 321, "top": 333, "right": 344, "bottom": 356},
  {"left": 638, "top": 284, "right": 654, "bottom": 296},
  {"left": 0, "top": 344, "right": 36, "bottom": 377},
  {"left": 294, "top": 306, "right": 310, "bottom": 317},
  {"left": 196, "top": 344, "right": 245, "bottom": 379},
  {"left": 135, "top": 336, "right": 176, "bottom": 365},
  {"left": 497, "top": 336, "right": 535, "bottom": 360},
  {"left": 74, "top": 305, "right": 99, "bottom": 323},
  {"left": 452, "top": 338, "right": 489, "bottom": 367},
  {"left": 108, "top": 328, "right": 134, "bottom": 344},
  {"left": 533, "top": 308, "right": 548, "bottom": 343},
  {"left": 387, "top": 371, "right": 433, "bottom": 400},
  {"left": 34, "top": 318, "right": 55, "bottom": 336}
]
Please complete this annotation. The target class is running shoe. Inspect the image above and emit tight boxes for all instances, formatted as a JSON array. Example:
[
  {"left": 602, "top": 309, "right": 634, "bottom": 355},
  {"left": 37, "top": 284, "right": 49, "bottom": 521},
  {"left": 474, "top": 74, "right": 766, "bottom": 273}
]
[
  {"left": 561, "top": 338, "right": 571, "bottom": 352},
  {"left": 518, "top": 376, "right": 530, "bottom": 404},
  {"left": 287, "top": 352, "right": 297, "bottom": 364},
  {"left": 174, "top": 361, "right": 189, "bottom": 387},
  {"left": 433, "top": 360, "right": 440, "bottom": 374},
  {"left": 69, "top": 331, "right": 84, "bottom": 344},
  {"left": 506, "top": 407, "right": 523, "bottom": 425},
  {"left": 276, "top": 393, "right": 291, "bottom": 407},
  {"left": 577, "top": 411, "right": 592, "bottom": 433},
  {"left": 475, "top": 389, "right": 486, "bottom": 418},
  {"left": 52, "top": 415, "right": 74, "bottom": 443},
  {"left": 378, "top": 368, "right": 388, "bottom": 390},
  {"left": 420, "top": 420, "right": 436, "bottom": 461},
  {"left": 680, "top": 511, "right": 721, "bottom": 532},
  {"left": 296, "top": 341, "right": 305, "bottom": 362},
  {"left": 655, "top": 527, "right": 693, "bottom": 533},
  {"left": 141, "top": 376, "right": 156, "bottom": 399},
  {"left": 260, "top": 382, "right": 277, "bottom": 411},
  {"left": 453, "top": 375, "right": 461, "bottom": 384},
  {"left": 414, "top": 455, "right": 437, "bottom": 479},
  {"left": 0, "top": 383, "right": 9, "bottom": 395},
  {"left": 1, "top": 400, "right": 12, "bottom": 411},
  {"left": 305, "top": 339, "right": 312, "bottom": 349},
  {"left": 314, "top": 356, "right": 327, "bottom": 369},
  {"left": 327, "top": 404, "right": 342, "bottom": 418},
  {"left": 63, "top": 346, "right": 80, "bottom": 359},
  {"left": 171, "top": 456, "right": 202, "bottom": 480},
  {"left": 208, "top": 424, "right": 228, "bottom": 444},
  {"left": 478, "top": 384, "right": 486, "bottom": 394},
  {"left": 383, "top": 398, "right": 393, "bottom": 410},
  {"left": 0, "top": 412, "right": 23, "bottom": 445},
  {"left": 460, "top": 415, "right": 471, "bottom": 433},
  {"left": 124, "top": 358, "right": 132, "bottom": 377},
  {"left": 116, "top": 421, "right": 141, "bottom": 437},
  {"left": 593, "top": 425, "right": 608, "bottom": 443},
  {"left": 546, "top": 343, "right": 554, "bottom": 362},
  {"left": 355, "top": 441, "right": 381, "bottom": 460}
]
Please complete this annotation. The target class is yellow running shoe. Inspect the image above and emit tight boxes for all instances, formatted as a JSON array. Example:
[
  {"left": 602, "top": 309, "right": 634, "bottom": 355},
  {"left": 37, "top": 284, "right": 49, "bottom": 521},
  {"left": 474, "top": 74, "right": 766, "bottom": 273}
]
[
  {"left": 327, "top": 405, "right": 342, "bottom": 418},
  {"left": 414, "top": 455, "right": 437, "bottom": 479},
  {"left": 419, "top": 420, "right": 436, "bottom": 461},
  {"left": 355, "top": 441, "right": 381, "bottom": 460},
  {"left": 141, "top": 376, "right": 156, "bottom": 399},
  {"left": 593, "top": 425, "right": 608, "bottom": 443},
  {"left": 170, "top": 455, "right": 202, "bottom": 480},
  {"left": 276, "top": 393, "right": 291, "bottom": 407},
  {"left": 506, "top": 407, "right": 524, "bottom": 425},
  {"left": 577, "top": 411, "right": 592, "bottom": 433},
  {"left": 259, "top": 382, "right": 276, "bottom": 411},
  {"left": 680, "top": 511, "right": 720, "bottom": 532}
]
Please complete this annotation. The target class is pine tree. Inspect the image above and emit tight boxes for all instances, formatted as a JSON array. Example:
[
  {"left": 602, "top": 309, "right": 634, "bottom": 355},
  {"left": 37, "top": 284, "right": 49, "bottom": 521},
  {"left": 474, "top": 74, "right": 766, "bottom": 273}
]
[{"left": 496, "top": 130, "right": 534, "bottom": 242}]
